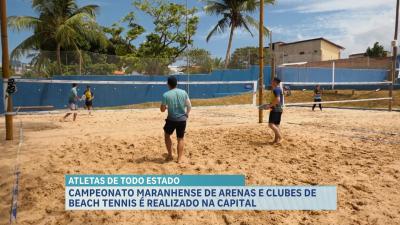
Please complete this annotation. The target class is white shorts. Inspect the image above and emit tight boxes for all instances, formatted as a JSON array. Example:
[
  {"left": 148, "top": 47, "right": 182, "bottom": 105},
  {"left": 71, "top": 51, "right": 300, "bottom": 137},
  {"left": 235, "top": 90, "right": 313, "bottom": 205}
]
[{"left": 69, "top": 103, "right": 78, "bottom": 111}]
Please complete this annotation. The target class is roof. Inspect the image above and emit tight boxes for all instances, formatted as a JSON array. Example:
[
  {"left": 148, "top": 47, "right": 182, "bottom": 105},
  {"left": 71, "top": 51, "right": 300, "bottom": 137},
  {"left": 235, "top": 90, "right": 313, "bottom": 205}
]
[
  {"left": 274, "top": 37, "right": 345, "bottom": 50},
  {"left": 349, "top": 53, "right": 366, "bottom": 57},
  {"left": 349, "top": 53, "right": 365, "bottom": 56}
]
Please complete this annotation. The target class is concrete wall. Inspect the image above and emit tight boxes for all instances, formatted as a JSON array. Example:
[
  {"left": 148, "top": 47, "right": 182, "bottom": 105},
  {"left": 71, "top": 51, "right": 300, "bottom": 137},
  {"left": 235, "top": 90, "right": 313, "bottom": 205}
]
[
  {"left": 274, "top": 40, "right": 341, "bottom": 65},
  {"left": 275, "top": 40, "right": 321, "bottom": 64},
  {"left": 300, "top": 57, "right": 392, "bottom": 70},
  {"left": 321, "top": 41, "right": 341, "bottom": 61},
  {"left": 278, "top": 67, "right": 388, "bottom": 83}
]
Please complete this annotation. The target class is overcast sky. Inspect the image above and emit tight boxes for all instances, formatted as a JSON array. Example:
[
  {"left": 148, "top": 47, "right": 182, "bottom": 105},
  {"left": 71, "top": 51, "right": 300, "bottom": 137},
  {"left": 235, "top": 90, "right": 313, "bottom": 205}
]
[{"left": 4, "top": 0, "right": 400, "bottom": 60}]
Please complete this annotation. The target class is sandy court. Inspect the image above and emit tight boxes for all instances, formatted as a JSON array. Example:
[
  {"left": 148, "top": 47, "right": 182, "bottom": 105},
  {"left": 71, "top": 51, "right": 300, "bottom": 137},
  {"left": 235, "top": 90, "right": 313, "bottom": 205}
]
[{"left": 0, "top": 105, "right": 400, "bottom": 225}]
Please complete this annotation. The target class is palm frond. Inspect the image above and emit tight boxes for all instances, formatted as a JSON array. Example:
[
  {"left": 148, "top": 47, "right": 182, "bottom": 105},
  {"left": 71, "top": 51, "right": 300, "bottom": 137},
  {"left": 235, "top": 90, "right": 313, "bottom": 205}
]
[
  {"left": 203, "top": 0, "right": 228, "bottom": 15},
  {"left": 8, "top": 16, "right": 42, "bottom": 31},
  {"left": 73, "top": 5, "right": 99, "bottom": 18},
  {"left": 32, "top": 0, "right": 56, "bottom": 15},
  {"left": 244, "top": 15, "right": 270, "bottom": 37},
  {"left": 206, "top": 17, "right": 230, "bottom": 42},
  {"left": 251, "top": 0, "right": 276, "bottom": 8},
  {"left": 64, "top": 12, "right": 92, "bottom": 26},
  {"left": 65, "top": 12, "right": 105, "bottom": 42},
  {"left": 238, "top": 14, "right": 254, "bottom": 37},
  {"left": 56, "top": 23, "right": 79, "bottom": 47},
  {"left": 10, "top": 34, "right": 41, "bottom": 59}
]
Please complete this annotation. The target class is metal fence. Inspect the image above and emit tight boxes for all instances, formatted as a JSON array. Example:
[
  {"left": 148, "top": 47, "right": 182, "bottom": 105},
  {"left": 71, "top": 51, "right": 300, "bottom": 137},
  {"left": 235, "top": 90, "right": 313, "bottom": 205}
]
[{"left": 11, "top": 50, "right": 257, "bottom": 78}]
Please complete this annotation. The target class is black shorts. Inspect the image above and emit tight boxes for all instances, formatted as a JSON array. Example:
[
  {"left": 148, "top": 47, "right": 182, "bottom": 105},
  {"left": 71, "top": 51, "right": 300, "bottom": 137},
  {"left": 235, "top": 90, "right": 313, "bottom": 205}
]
[
  {"left": 269, "top": 111, "right": 282, "bottom": 125},
  {"left": 163, "top": 120, "right": 187, "bottom": 138},
  {"left": 85, "top": 100, "right": 93, "bottom": 107}
]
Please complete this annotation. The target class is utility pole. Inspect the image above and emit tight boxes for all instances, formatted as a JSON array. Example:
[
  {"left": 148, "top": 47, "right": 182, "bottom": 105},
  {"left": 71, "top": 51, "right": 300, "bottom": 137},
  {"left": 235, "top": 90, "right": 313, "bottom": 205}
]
[
  {"left": 185, "top": 0, "right": 190, "bottom": 96},
  {"left": 270, "top": 31, "right": 275, "bottom": 82},
  {"left": 1, "top": 0, "right": 13, "bottom": 140},
  {"left": 390, "top": 0, "right": 399, "bottom": 111},
  {"left": 258, "top": 0, "right": 264, "bottom": 123}
]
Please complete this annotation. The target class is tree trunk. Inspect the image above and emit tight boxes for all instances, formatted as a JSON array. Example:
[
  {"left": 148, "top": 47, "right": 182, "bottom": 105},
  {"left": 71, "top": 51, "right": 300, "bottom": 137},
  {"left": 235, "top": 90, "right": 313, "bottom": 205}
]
[
  {"left": 78, "top": 50, "right": 82, "bottom": 75},
  {"left": 224, "top": 25, "right": 235, "bottom": 68},
  {"left": 56, "top": 43, "right": 62, "bottom": 74}
]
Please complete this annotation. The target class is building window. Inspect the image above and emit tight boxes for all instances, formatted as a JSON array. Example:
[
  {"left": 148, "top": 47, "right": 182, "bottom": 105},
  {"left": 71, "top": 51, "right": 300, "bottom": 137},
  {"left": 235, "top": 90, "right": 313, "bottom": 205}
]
[{"left": 299, "top": 51, "right": 305, "bottom": 55}]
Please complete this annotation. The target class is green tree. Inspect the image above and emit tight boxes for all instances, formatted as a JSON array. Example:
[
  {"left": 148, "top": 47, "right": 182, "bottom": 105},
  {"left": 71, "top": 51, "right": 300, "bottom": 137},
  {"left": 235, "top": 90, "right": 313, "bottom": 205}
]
[
  {"left": 103, "top": 12, "right": 145, "bottom": 56},
  {"left": 211, "top": 57, "right": 224, "bottom": 70},
  {"left": 365, "top": 42, "right": 388, "bottom": 58},
  {"left": 204, "top": 0, "right": 274, "bottom": 68},
  {"left": 184, "top": 48, "right": 214, "bottom": 73},
  {"left": 8, "top": 0, "right": 106, "bottom": 73},
  {"left": 229, "top": 46, "right": 269, "bottom": 68},
  {"left": 133, "top": 0, "right": 199, "bottom": 74}
]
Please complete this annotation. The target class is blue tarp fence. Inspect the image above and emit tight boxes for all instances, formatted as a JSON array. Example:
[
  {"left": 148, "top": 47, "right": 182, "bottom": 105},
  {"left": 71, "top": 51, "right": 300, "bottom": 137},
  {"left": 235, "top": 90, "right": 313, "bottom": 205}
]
[{"left": 1, "top": 66, "right": 398, "bottom": 114}]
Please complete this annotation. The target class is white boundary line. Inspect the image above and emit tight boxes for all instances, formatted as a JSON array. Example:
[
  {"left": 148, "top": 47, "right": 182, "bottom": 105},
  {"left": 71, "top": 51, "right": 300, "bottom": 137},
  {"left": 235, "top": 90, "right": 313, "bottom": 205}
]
[
  {"left": 10, "top": 120, "right": 23, "bottom": 223},
  {"left": 284, "top": 97, "right": 393, "bottom": 106}
]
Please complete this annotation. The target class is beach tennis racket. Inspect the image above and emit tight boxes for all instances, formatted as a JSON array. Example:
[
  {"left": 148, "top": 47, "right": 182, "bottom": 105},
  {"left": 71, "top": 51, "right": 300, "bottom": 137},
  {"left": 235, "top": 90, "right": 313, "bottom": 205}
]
[{"left": 258, "top": 104, "right": 271, "bottom": 110}]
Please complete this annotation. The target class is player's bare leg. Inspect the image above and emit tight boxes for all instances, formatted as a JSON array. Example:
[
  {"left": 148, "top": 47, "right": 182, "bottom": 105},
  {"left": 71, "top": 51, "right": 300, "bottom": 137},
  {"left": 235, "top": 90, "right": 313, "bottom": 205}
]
[
  {"left": 164, "top": 132, "right": 173, "bottom": 161},
  {"left": 177, "top": 138, "right": 185, "bottom": 163},
  {"left": 269, "top": 123, "right": 282, "bottom": 144},
  {"left": 62, "top": 113, "right": 71, "bottom": 121},
  {"left": 73, "top": 113, "right": 77, "bottom": 121}
]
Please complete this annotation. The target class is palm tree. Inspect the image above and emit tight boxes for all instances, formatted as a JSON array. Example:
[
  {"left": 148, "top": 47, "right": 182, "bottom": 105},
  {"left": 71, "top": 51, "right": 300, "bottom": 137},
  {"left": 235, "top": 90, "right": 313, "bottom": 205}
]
[
  {"left": 204, "top": 0, "right": 274, "bottom": 68},
  {"left": 8, "top": 0, "right": 105, "bottom": 73}
]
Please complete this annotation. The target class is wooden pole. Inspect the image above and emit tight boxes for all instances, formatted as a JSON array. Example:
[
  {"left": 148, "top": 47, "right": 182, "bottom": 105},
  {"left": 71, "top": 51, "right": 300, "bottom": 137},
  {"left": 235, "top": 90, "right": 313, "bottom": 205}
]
[
  {"left": 390, "top": 0, "right": 399, "bottom": 111},
  {"left": 258, "top": 0, "right": 264, "bottom": 123},
  {"left": 1, "top": 0, "right": 13, "bottom": 140}
]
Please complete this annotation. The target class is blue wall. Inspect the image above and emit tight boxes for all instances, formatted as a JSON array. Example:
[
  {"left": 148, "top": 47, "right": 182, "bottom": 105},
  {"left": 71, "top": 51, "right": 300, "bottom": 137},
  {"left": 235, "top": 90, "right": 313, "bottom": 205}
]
[
  {"left": 1, "top": 66, "right": 398, "bottom": 114},
  {"left": 2, "top": 67, "right": 269, "bottom": 113}
]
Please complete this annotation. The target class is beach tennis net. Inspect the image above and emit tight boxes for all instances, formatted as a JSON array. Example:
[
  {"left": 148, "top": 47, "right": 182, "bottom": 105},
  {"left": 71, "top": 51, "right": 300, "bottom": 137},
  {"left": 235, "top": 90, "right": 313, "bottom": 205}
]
[
  {"left": 279, "top": 81, "right": 397, "bottom": 109},
  {"left": 6, "top": 78, "right": 258, "bottom": 114}
]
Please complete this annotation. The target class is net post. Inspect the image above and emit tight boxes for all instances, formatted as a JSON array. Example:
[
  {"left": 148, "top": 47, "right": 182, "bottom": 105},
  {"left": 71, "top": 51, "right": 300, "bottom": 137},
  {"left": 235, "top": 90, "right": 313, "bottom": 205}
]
[
  {"left": 280, "top": 82, "right": 285, "bottom": 107},
  {"left": 332, "top": 61, "right": 335, "bottom": 90},
  {"left": 258, "top": 0, "right": 264, "bottom": 123},
  {"left": 389, "top": 41, "right": 397, "bottom": 112},
  {"left": 1, "top": 0, "right": 13, "bottom": 140},
  {"left": 389, "top": 0, "right": 399, "bottom": 112}
]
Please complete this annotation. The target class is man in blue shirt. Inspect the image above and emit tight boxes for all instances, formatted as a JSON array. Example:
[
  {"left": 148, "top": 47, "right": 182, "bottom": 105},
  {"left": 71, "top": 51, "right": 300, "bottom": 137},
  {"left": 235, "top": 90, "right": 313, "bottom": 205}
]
[
  {"left": 261, "top": 78, "right": 284, "bottom": 144},
  {"left": 160, "top": 76, "right": 192, "bottom": 163},
  {"left": 62, "top": 83, "right": 80, "bottom": 122}
]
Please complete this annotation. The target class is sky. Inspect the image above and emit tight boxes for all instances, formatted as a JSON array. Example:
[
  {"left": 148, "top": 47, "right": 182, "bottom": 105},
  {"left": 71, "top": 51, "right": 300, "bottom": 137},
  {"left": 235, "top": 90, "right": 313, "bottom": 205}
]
[{"left": 3, "top": 0, "right": 399, "bottom": 61}]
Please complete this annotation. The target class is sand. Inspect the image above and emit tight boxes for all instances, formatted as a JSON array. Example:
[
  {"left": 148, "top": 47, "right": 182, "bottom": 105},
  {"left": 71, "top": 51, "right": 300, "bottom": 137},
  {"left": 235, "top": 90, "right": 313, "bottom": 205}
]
[{"left": 0, "top": 105, "right": 399, "bottom": 225}]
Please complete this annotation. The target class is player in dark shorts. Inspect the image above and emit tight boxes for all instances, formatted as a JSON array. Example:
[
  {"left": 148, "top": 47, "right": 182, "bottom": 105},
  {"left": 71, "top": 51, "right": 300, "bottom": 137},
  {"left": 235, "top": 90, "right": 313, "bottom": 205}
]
[
  {"left": 261, "top": 78, "right": 284, "bottom": 144},
  {"left": 62, "top": 83, "right": 80, "bottom": 122},
  {"left": 160, "top": 76, "right": 192, "bottom": 163},
  {"left": 84, "top": 85, "right": 94, "bottom": 115},
  {"left": 312, "top": 85, "right": 322, "bottom": 111}
]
